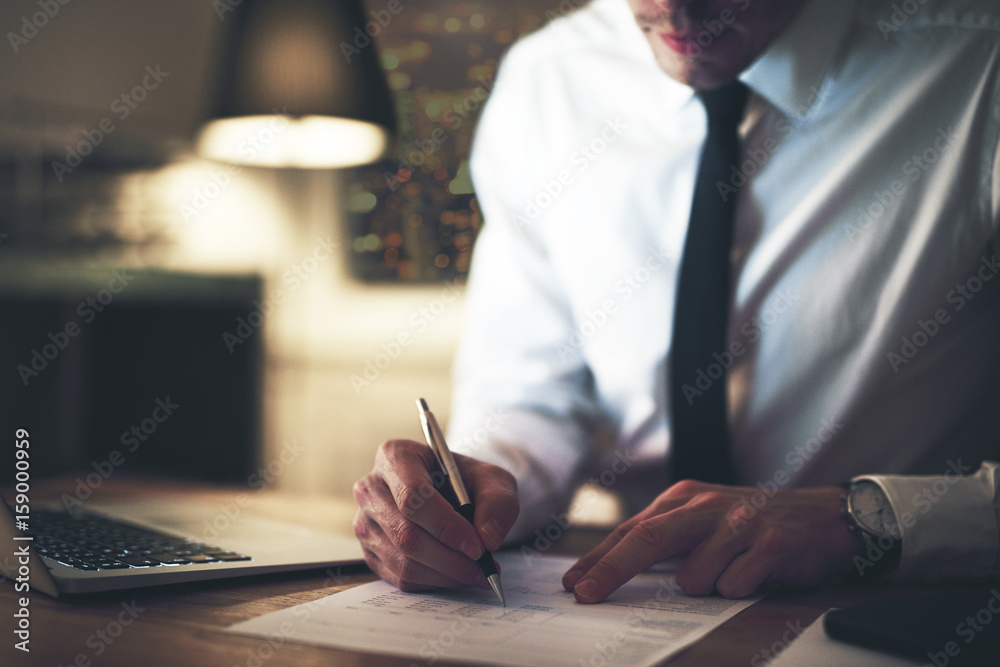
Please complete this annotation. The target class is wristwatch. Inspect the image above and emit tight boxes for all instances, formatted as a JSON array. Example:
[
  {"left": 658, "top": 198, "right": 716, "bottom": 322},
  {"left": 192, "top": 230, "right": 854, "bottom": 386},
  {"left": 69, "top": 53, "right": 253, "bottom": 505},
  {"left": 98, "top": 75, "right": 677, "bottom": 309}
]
[{"left": 842, "top": 480, "right": 902, "bottom": 578}]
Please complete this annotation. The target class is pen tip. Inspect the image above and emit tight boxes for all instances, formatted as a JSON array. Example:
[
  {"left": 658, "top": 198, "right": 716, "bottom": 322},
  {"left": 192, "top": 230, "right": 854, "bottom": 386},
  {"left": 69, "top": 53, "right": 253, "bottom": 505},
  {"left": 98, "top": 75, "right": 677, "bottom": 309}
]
[
  {"left": 417, "top": 398, "right": 429, "bottom": 411},
  {"left": 488, "top": 574, "right": 505, "bottom": 606}
]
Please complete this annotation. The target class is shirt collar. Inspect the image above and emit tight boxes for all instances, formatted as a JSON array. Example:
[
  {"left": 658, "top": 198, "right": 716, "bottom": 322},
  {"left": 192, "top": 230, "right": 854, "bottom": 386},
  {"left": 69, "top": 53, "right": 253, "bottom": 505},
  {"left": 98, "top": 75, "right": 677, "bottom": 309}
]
[{"left": 740, "top": 0, "right": 857, "bottom": 119}]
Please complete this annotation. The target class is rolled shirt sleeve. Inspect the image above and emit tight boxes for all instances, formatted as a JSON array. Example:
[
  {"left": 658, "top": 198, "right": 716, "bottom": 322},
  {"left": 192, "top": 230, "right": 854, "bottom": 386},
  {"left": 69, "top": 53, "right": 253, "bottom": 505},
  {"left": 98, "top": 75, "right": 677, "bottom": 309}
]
[
  {"left": 446, "top": 41, "right": 603, "bottom": 544},
  {"left": 856, "top": 461, "right": 1000, "bottom": 581}
]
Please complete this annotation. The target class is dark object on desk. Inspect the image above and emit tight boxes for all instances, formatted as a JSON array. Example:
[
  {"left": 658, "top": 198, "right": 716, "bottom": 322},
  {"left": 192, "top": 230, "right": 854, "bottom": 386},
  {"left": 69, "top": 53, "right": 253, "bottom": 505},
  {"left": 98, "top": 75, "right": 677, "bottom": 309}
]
[
  {"left": 0, "top": 270, "right": 261, "bottom": 483},
  {"left": 824, "top": 587, "right": 1000, "bottom": 665}
]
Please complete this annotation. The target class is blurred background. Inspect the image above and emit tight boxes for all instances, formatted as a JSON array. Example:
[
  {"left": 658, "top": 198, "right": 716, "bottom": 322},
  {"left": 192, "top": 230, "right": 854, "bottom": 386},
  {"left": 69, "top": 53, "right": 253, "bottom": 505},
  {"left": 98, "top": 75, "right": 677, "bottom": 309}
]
[{"left": 0, "top": 0, "right": 580, "bottom": 500}]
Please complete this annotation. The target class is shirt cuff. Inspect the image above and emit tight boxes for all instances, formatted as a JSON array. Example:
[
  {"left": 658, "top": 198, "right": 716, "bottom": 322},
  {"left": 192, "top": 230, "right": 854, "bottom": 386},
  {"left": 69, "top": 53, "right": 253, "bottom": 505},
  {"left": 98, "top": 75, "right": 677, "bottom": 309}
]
[{"left": 855, "top": 461, "right": 999, "bottom": 581}]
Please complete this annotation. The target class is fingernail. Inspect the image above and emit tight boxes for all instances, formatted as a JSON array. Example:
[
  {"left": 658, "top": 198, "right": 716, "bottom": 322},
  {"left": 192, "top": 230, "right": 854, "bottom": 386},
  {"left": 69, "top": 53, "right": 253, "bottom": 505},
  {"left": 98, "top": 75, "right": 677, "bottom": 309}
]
[
  {"left": 480, "top": 521, "right": 501, "bottom": 550},
  {"left": 575, "top": 578, "right": 598, "bottom": 601},
  {"left": 564, "top": 569, "right": 583, "bottom": 587},
  {"left": 460, "top": 540, "right": 483, "bottom": 560}
]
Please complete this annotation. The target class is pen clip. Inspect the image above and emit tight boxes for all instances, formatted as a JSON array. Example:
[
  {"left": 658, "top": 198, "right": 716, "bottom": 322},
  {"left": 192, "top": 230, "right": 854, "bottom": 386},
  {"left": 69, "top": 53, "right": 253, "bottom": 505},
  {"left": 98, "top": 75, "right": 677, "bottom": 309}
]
[
  {"left": 417, "top": 399, "right": 471, "bottom": 506},
  {"left": 417, "top": 399, "right": 449, "bottom": 478}
]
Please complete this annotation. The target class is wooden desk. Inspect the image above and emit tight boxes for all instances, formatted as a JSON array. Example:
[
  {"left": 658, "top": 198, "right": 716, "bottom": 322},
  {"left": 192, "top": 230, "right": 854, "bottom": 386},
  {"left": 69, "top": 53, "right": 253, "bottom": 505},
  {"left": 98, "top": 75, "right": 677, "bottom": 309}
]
[{"left": 2, "top": 477, "right": 933, "bottom": 666}]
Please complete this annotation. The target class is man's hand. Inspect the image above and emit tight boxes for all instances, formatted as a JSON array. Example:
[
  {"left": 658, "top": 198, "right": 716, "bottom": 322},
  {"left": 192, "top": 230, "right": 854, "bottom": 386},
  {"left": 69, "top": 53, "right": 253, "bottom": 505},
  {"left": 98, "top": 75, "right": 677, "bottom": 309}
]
[
  {"left": 353, "top": 439, "right": 519, "bottom": 592},
  {"left": 562, "top": 480, "right": 862, "bottom": 602}
]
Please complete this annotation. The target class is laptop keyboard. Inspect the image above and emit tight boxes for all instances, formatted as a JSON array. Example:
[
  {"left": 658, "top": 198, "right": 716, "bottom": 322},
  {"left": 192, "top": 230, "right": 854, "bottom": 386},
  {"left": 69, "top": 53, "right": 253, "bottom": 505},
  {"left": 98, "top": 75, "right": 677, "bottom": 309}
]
[{"left": 28, "top": 507, "right": 252, "bottom": 571}]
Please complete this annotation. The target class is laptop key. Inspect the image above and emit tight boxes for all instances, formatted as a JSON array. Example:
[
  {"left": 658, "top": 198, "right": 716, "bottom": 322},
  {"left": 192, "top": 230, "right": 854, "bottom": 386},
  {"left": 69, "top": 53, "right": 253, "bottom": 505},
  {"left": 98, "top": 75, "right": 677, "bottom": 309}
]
[
  {"left": 29, "top": 507, "right": 252, "bottom": 571},
  {"left": 148, "top": 553, "right": 192, "bottom": 565},
  {"left": 95, "top": 561, "right": 131, "bottom": 570},
  {"left": 117, "top": 556, "right": 161, "bottom": 567},
  {"left": 185, "top": 554, "right": 221, "bottom": 563}
]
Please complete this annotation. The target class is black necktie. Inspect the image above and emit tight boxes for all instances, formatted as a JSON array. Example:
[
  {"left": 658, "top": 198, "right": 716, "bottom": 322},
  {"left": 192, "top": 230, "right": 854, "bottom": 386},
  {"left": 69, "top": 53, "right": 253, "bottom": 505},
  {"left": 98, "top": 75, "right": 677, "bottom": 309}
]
[{"left": 669, "top": 81, "right": 749, "bottom": 485}]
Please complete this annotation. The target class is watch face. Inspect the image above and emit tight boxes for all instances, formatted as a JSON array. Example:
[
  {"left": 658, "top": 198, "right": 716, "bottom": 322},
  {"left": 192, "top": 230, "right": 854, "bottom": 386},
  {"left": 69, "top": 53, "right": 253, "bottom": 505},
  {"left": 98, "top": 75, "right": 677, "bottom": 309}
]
[{"left": 850, "top": 482, "right": 898, "bottom": 537}]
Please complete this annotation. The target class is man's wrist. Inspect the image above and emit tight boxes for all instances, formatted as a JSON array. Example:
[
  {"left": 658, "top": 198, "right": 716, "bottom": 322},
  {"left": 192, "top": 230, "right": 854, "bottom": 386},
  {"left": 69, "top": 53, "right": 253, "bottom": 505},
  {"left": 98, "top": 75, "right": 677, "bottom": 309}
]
[{"left": 839, "top": 481, "right": 902, "bottom": 580}]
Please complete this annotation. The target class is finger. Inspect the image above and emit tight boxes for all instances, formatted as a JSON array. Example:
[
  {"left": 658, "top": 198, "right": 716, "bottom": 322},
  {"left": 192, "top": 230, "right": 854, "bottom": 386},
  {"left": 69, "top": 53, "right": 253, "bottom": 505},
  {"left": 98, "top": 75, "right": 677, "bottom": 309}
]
[
  {"left": 674, "top": 525, "right": 749, "bottom": 596},
  {"left": 375, "top": 440, "right": 485, "bottom": 559},
  {"left": 458, "top": 455, "right": 519, "bottom": 551},
  {"left": 354, "top": 473, "right": 487, "bottom": 588},
  {"left": 562, "top": 496, "right": 690, "bottom": 591},
  {"left": 562, "top": 517, "right": 642, "bottom": 591},
  {"left": 361, "top": 544, "right": 477, "bottom": 592},
  {"left": 713, "top": 531, "right": 789, "bottom": 599},
  {"left": 356, "top": 515, "right": 484, "bottom": 592},
  {"left": 572, "top": 510, "right": 713, "bottom": 604}
]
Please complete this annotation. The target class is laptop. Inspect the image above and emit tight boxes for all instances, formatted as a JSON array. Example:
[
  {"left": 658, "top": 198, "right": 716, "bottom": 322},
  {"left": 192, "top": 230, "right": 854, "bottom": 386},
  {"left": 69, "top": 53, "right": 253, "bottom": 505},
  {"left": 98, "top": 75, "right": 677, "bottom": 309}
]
[{"left": 0, "top": 491, "right": 365, "bottom": 597}]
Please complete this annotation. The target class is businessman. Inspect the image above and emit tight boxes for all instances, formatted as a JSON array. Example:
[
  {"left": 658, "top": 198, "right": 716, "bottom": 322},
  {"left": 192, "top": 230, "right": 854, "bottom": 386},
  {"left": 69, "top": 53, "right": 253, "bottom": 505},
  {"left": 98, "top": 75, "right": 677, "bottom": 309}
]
[{"left": 353, "top": 0, "right": 1000, "bottom": 601}]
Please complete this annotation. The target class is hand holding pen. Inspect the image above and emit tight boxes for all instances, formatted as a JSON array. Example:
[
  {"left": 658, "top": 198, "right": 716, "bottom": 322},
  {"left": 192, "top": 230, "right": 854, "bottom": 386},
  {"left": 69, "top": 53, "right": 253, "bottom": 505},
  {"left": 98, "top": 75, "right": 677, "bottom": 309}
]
[
  {"left": 417, "top": 398, "right": 505, "bottom": 605},
  {"left": 352, "top": 403, "right": 519, "bottom": 596}
]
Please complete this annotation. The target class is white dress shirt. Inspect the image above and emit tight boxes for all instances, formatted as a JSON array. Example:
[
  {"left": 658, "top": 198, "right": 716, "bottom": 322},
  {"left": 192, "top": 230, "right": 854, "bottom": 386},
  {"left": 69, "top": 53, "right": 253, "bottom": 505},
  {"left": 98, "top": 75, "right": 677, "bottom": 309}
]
[{"left": 448, "top": 0, "right": 1000, "bottom": 581}]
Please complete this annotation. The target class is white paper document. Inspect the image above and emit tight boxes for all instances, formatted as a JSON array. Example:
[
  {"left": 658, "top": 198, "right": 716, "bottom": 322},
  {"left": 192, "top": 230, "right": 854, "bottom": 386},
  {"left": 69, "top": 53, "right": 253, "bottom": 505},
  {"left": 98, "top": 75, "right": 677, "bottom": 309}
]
[{"left": 226, "top": 554, "right": 759, "bottom": 666}]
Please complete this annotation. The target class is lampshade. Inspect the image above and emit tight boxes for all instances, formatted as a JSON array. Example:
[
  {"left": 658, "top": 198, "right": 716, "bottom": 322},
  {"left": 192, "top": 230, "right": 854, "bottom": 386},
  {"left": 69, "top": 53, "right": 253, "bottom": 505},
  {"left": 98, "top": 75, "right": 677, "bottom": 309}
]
[{"left": 197, "top": 0, "right": 397, "bottom": 169}]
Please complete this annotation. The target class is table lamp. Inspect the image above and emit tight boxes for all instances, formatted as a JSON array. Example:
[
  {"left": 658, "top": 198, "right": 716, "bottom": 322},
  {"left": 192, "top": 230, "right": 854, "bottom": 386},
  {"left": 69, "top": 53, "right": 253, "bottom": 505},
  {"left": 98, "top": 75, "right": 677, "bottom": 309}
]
[{"left": 197, "top": 0, "right": 396, "bottom": 169}]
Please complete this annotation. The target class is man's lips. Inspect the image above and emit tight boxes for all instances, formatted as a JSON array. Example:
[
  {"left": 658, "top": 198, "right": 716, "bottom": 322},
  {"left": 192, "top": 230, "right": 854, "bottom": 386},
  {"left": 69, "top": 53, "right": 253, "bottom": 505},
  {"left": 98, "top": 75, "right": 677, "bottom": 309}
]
[{"left": 658, "top": 32, "right": 703, "bottom": 55}]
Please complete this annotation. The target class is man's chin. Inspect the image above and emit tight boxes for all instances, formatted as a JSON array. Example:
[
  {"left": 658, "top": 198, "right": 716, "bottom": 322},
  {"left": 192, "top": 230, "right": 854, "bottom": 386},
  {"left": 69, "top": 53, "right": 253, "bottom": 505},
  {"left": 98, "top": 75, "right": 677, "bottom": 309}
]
[
  {"left": 646, "top": 35, "right": 751, "bottom": 89},
  {"left": 659, "top": 58, "right": 745, "bottom": 90}
]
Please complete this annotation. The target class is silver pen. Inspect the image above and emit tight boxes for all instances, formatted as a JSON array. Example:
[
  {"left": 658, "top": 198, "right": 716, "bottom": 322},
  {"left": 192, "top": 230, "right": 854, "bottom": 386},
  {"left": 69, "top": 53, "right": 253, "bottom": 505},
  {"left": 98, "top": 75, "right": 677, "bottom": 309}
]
[{"left": 416, "top": 398, "right": 505, "bottom": 606}]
